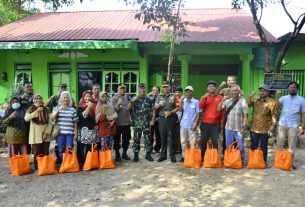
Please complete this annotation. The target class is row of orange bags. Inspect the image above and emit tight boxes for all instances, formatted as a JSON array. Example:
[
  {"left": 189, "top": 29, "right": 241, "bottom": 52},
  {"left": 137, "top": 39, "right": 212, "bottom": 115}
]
[
  {"left": 8, "top": 145, "right": 115, "bottom": 176},
  {"left": 184, "top": 141, "right": 293, "bottom": 171}
]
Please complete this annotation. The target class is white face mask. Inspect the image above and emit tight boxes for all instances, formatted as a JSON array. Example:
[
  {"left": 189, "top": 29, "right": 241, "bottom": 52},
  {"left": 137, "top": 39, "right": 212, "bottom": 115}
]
[{"left": 12, "top": 103, "right": 20, "bottom": 110}]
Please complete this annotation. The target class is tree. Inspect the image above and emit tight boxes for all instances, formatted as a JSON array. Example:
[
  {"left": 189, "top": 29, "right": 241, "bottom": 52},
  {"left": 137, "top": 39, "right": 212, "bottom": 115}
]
[
  {"left": 124, "top": 0, "right": 194, "bottom": 82},
  {"left": 0, "top": 0, "right": 77, "bottom": 26},
  {"left": 232, "top": 0, "right": 305, "bottom": 73}
]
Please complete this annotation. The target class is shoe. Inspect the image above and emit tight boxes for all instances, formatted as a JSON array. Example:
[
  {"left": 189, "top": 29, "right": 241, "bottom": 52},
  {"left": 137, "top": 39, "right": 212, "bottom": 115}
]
[
  {"left": 115, "top": 151, "right": 122, "bottom": 162},
  {"left": 171, "top": 157, "right": 177, "bottom": 163},
  {"left": 179, "top": 157, "right": 184, "bottom": 163},
  {"left": 133, "top": 152, "right": 139, "bottom": 162},
  {"left": 122, "top": 149, "right": 130, "bottom": 160},
  {"left": 157, "top": 157, "right": 167, "bottom": 162},
  {"left": 145, "top": 153, "right": 154, "bottom": 162},
  {"left": 292, "top": 164, "right": 297, "bottom": 170}
]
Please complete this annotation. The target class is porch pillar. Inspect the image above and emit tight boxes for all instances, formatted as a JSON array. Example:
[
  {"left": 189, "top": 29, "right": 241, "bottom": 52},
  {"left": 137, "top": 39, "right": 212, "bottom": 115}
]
[
  {"left": 178, "top": 54, "right": 192, "bottom": 89},
  {"left": 139, "top": 55, "right": 149, "bottom": 86},
  {"left": 240, "top": 53, "right": 254, "bottom": 96}
]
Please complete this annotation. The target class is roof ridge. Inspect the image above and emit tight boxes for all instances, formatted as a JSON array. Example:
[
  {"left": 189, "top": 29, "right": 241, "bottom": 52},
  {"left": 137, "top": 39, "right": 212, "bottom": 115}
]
[{"left": 39, "top": 8, "right": 245, "bottom": 14}]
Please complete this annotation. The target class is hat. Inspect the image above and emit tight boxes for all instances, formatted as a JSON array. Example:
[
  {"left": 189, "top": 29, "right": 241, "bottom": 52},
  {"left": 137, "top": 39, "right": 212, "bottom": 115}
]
[
  {"left": 185, "top": 86, "right": 194, "bottom": 92},
  {"left": 207, "top": 80, "right": 217, "bottom": 87},
  {"left": 259, "top": 84, "right": 269, "bottom": 90},
  {"left": 59, "top": 83, "right": 67, "bottom": 88},
  {"left": 175, "top": 86, "right": 183, "bottom": 93},
  {"left": 33, "top": 93, "right": 43, "bottom": 99},
  {"left": 118, "top": 83, "right": 126, "bottom": 89},
  {"left": 138, "top": 83, "right": 146, "bottom": 88},
  {"left": 162, "top": 81, "right": 170, "bottom": 87}
]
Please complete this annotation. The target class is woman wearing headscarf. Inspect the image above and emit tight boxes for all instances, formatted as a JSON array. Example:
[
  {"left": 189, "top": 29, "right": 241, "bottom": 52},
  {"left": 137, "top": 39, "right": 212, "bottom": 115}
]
[
  {"left": 3, "top": 97, "right": 28, "bottom": 157},
  {"left": 51, "top": 91, "right": 78, "bottom": 162},
  {"left": 25, "top": 94, "right": 52, "bottom": 169},
  {"left": 96, "top": 91, "right": 118, "bottom": 150},
  {"left": 77, "top": 90, "right": 98, "bottom": 167}
]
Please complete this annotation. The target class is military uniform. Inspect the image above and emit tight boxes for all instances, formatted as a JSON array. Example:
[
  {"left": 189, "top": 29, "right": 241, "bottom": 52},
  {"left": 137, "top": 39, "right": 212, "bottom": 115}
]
[
  {"left": 156, "top": 93, "right": 178, "bottom": 159},
  {"left": 131, "top": 96, "right": 153, "bottom": 153}
]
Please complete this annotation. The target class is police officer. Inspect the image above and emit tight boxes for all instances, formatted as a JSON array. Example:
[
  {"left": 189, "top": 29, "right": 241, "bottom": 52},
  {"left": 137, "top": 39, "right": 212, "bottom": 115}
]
[
  {"left": 155, "top": 81, "right": 179, "bottom": 163},
  {"left": 130, "top": 83, "right": 155, "bottom": 162}
]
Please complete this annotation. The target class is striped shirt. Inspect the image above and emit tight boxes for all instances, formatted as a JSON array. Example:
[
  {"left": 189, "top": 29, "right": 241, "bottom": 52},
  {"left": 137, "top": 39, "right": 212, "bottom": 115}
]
[{"left": 53, "top": 107, "right": 78, "bottom": 135}]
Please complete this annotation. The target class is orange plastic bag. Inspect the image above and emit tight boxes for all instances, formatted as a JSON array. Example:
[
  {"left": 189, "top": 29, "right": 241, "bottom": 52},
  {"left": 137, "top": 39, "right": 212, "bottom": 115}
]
[
  {"left": 36, "top": 153, "right": 58, "bottom": 176},
  {"left": 203, "top": 140, "right": 222, "bottom": 168},
  {"left": 83, "top": 144, "right": 100, "bottom": 171},
  {"left": 183, "top": 148, "right": 202, "bottom": 169},
  {"left": 247, "top": 149, "right": 265, "bottom": 169},
  {"left": 99, "top": 149, "right": 115, "bottom": 169},
  {"left": 9, "top": 154, "right": 32, "bottom": 176},
  {"left": 224, "top": 142, "right": 243, "bottom": 169},
  {"left": 59, "top": 147, "right": 80, "bottom": 173},
  {"left": 273, "top": 150, "right": 293, "bottom": 171}
]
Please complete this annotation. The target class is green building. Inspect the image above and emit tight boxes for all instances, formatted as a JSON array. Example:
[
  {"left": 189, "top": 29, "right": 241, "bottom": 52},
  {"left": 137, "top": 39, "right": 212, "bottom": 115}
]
[{"left": 0, "top": 9, "right": 302, "bottom": 103}]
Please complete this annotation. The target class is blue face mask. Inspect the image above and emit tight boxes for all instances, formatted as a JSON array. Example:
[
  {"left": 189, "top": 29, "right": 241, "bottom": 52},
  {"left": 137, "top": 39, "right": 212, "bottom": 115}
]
[{"left": 12, "top": 103, "right": 21, "bottom": 110}]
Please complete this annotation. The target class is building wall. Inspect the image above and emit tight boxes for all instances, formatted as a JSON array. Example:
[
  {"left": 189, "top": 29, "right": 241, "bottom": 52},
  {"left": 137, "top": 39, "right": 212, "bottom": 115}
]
[
  {"left": 0, "top": 48, "right": 147, "bottom": 103},
  {"left": 0, "top": 43, "right": 267, "bottom": 104}
]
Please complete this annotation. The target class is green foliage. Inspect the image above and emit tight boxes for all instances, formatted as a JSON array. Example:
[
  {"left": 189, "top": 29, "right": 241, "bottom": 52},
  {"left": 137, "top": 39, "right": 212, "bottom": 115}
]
[
  {"left": 0, "top": 0, "right": 78, "bottom": 26},
  {"left": 4, "top": 81, "right": 24, "bottom": 103}
]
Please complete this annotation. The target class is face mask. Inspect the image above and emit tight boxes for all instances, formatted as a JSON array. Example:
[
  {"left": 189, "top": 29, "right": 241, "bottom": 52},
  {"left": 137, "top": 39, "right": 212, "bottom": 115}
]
[{"left": 12, "top": 103, "right": 21, "bottom": 110}]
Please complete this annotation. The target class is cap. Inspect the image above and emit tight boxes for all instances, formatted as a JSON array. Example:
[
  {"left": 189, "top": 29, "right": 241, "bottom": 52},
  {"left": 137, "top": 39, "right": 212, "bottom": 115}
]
[
  {"left": 138, "top": 83, "right": 146, "bottom": 88},
  {"left": 175, "top": 86, "right": 183, "bottom": 93},
  {"left": 259, "top": 84, "right": 269, "bottom": 90},
  {"left": 185, "top": 86, "right": 194, "bottom": 92},
  {"left": 162, "top": 81, "right": 170, "bottom": 87},
  {"left": 207, "top": 80, "right": 217, "bottom": 87},
  {"left": 118, "top": 83, "right": 126, "bottom": 89},
  {"left": 59, "top": 83, "right": 67, "bottom": 88},
  {"left": 33, "top": 93, "right": 43, "bottom": 99}
]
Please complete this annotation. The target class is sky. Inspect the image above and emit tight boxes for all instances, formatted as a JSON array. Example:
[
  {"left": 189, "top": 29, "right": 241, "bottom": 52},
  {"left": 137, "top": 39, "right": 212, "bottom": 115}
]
[{"left": 37, "top": 0, "right": 305, "bottom": 38}]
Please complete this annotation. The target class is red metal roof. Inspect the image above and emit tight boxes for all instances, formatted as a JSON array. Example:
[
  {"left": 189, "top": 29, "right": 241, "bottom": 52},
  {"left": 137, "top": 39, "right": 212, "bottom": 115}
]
[{"left": 0, "top": 9, "right": 277, "bottom": 43}]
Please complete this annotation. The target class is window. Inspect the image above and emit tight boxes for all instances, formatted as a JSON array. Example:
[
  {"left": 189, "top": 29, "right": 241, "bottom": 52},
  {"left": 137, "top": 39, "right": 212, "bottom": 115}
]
[
  {"left": 49, "top": 63, "right": 71, "bottom": 96},
  {"left": 15, "top": 63, "right": 31, "bottom": 84},
  {"left": 77, "top": 63, "right": 102, "bottom": 100}
]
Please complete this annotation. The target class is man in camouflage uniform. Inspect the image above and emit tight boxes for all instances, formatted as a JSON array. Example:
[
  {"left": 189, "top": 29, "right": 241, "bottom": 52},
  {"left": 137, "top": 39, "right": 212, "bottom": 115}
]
[
  {"left": 155, "top": 81, "right": 179, "bottom": 163},
  {"left": 130, "top": 83, "right": 155, "bottom": 162}
]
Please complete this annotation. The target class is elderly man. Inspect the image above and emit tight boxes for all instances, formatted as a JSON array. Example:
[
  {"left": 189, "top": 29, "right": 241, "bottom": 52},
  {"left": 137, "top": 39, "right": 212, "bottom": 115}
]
[
  {"left": 155, "top": 81, "right": 179, "bottom": 163},
  {"left": 217, "top": 84, "right": 248, "bottom": 161},
  {"left": 276, "top": 81, "right": 305, "bottom": 169},
  {"left": 179, "top": 86, "right": 200, "bottom": 162},
  {"left": 247, "top": 84, "right": 277, "bottom": 165}
]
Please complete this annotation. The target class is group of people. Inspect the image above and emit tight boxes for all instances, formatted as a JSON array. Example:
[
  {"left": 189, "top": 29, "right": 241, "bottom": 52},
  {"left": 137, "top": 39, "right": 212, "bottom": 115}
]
[{"left": 2, "top": 75, "right": 305, "bottom": 170}]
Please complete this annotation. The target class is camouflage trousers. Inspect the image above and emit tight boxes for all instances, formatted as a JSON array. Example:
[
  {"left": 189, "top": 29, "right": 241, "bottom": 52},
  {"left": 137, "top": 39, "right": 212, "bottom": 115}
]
[{"left": 132, "top": 127, "right": 153, "bottom": 153}]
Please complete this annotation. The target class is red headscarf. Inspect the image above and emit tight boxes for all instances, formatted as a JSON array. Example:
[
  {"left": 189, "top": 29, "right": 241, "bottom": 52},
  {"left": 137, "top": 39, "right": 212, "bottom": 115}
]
[{"left": 79, "top": 90, "right": 96, "bottom": 118}]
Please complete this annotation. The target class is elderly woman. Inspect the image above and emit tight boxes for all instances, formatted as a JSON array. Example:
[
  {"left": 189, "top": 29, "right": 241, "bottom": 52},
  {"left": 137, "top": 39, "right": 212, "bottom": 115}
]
[
  {"left": 25, "top": 94, "right": 52, "bottom": 169},
  {"left": 77, "top": 90, "right": 98, "bottom": 166},
  {"left": 96, "top": 91, "right": 118, "bottom": 150},
  {"left": 3, "top": 97, "right": 28, "bottom": 157},
  {"left": 51, "top": 91, "right": 78, "bottom": 162}
]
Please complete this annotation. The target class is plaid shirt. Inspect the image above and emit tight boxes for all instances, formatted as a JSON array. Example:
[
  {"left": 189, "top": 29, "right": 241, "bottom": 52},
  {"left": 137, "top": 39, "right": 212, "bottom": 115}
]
[{"left": 222, "top": 97, "right": 248, "bottom": 131}]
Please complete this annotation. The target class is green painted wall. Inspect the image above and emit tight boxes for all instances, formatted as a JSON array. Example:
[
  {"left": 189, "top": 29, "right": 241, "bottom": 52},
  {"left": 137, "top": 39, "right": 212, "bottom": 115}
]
[
  {"left": 281, "top": 45, "right": 305, "bottom": 70},
  {"left": 0, "top": 49, "right": 146, "bottom": 103},
  {"left": 0, "top": 42, "right": 270, "bottom": 104}
]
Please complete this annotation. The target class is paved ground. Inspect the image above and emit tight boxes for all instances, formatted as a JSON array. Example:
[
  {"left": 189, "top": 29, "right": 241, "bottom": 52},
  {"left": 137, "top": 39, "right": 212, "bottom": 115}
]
[{"left": 1, "top": 137, "right": 305, "bottom": 207}]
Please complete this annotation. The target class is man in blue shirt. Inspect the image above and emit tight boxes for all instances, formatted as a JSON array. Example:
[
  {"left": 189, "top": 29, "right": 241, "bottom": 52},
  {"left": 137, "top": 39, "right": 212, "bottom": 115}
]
[
  {"left": 277, "top": 81, "right": 305, "bottom": 169},
  {"left": 179, "top": 86, "right": 201, "bottom": 162}
]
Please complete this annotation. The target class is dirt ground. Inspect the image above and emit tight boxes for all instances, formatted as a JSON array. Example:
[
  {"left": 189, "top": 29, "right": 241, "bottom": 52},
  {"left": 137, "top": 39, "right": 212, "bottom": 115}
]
[{"left": 1, "top": 139, "right": 305, "bottom": 207}]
